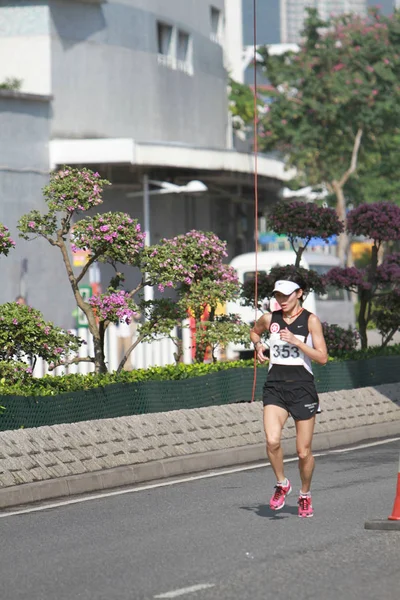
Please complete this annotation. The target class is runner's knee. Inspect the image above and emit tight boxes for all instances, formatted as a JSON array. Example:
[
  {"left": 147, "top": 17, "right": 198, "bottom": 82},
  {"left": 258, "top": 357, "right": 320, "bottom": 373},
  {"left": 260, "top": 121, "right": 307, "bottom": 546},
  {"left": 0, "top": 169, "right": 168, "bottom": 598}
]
[
  {"left": 297, "top": 446, "right": 312, "bottom": 460},
  {"left": 266, "top": 437, "right": 281, "bottom": 453}
]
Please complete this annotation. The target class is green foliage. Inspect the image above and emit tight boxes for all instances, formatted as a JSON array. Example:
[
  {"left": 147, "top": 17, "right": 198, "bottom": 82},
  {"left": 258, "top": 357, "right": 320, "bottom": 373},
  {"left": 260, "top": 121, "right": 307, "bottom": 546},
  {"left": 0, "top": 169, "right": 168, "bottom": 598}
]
[
  {"left": 322, "top": 322, "right": 359, "bottom": 357},
  {"left": 372, "top": 291, "right": 400, "bottom": 346},
  {"left": 193, "top": 314, "right": 251, "bottom": 361},
  {"left": 228, "top": 77, "right": 263, "bottom": 131},
  {"left": 0, "top": 302, "right": 83, "bottom": 367},
  {"left": 0, "top": 361, "right": 34, "bottom": 385},
  {"left": 1, "top": 344, "right": 400, "bottom": 396},
  {"left": 257, "top": 8, "right": 400, "bottom": 185},
  {"left": 0, "top": 77, "right": 22, "bottom": 91},
  {"left": 344, "top": 133, "right": 400, "bottom": 206},
  {"left": 0, "top": 360, "right": 266, "bottom": 396},
  {"left": 328, "top": 343, "right": 400, "bottom": 362},
  {"left": 139, "top": 299, "right": 185, "bottom": 339}
]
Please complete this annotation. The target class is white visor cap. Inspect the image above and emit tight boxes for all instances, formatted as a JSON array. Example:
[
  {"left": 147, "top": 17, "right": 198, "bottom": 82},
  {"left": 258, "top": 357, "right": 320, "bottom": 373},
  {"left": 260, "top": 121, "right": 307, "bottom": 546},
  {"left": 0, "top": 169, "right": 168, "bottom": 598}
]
[{"left": 272, "top": 280, "right": 300, "bottom": 296}]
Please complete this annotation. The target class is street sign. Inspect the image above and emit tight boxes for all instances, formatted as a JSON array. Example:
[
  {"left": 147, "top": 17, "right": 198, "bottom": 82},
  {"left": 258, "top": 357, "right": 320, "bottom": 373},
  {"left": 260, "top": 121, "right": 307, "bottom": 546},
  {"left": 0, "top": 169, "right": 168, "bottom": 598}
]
[{"left": 77, "top": 285, "right": 93, "bottom": 328}]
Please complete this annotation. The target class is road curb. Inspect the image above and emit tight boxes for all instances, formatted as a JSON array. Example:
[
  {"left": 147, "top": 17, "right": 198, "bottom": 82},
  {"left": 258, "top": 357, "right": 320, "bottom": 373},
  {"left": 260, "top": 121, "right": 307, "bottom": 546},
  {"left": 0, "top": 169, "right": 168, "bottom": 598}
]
[
  {"left": 0, "top": 420, "right": 399, "bottom": 510},
  {"left": 364, "top": 520, "right": 400, "bottom": 531}
]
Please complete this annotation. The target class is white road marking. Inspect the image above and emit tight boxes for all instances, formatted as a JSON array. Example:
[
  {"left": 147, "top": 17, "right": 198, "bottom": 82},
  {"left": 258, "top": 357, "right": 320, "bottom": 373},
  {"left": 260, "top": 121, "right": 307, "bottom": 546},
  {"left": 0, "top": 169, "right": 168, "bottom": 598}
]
[
  {"left": 0, "top": 436, "right": 398, "bottom": 519},
  {"left": 154, "top": 583, "right": 215, "bottom": 598}
]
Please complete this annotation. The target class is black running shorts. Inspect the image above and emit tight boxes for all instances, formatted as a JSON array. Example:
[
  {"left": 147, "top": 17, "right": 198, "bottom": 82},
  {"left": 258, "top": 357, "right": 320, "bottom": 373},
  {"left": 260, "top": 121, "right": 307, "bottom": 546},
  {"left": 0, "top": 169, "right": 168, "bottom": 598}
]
[{"left": 262, "top": 381, "right": 320, "bottom": 421}]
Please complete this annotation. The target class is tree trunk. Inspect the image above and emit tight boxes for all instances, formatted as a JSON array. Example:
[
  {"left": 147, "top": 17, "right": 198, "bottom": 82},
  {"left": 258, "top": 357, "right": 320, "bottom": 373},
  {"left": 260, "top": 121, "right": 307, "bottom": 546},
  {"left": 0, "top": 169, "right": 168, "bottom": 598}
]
[
  {"left": 294, "top": 245, "right": 305, "bottom": 268},
  {"left": 331, "top": 129, "right": 363, "bottom": 267},
  {"left": 382, "top": 327, "right": 398, "bottom": 348},
  {"left": 92, "top": 335, "right": 107, "bottom": 374},
  {"left": 117, "top": 333, "right": 146, "bottom": 373},
  {"left": 358, "top": 290, "right": 369, "bottom": 350},
  {"left": 194, "top": 307, "right": 207, "bottom": 363},
  {"left": 58, "top": 236, "right": 106, "bottom": 372},
  {"left": 332, "top": 183, "right": 348, "bottom": 266}
]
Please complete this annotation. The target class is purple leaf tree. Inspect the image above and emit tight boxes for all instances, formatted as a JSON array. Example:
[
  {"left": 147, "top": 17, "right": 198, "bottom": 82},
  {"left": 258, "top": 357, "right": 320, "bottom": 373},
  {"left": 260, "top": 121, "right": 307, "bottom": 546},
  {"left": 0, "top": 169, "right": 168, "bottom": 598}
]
[
  {"left": 268, "top": 201, "right": 344, "bottom": 267},
  {"left": 325, "top": 203, "right": 400, "bottom": 349}
]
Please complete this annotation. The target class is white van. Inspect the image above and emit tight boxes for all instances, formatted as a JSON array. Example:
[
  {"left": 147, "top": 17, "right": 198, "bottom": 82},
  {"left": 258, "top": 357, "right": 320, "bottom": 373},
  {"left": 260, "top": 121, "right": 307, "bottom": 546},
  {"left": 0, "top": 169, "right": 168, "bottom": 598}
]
[{"left": 226, "top": 250, "right": 355, "bottom": 358}]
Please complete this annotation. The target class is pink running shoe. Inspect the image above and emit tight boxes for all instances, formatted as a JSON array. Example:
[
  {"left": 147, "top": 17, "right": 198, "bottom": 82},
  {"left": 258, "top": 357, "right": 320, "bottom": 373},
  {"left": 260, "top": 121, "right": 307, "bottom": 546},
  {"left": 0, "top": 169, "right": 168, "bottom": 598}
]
[
  {"left": 298, "top": 495, "right": 313, "bottom": 518},
  {"left": 269, "top": 479, "right": 292, "bottom": 510}
]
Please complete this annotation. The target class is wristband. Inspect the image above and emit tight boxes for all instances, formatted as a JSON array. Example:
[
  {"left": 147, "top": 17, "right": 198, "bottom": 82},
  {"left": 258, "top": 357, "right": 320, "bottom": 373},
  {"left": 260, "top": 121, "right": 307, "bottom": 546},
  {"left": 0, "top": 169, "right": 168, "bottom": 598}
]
[{"left": 254, "top": 341, "right": 262, "bottom": 349}]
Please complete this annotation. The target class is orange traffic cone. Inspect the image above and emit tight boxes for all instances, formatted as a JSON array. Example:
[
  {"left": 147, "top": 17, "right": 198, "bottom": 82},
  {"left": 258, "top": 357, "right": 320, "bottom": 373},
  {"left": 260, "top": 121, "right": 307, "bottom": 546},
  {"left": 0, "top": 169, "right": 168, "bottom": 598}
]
[
  {"left": 388, "top": 455, "right": 400, "bottom": 521},
  {"left": 365, "top": 452, "right": 400, "bottom": 530}
]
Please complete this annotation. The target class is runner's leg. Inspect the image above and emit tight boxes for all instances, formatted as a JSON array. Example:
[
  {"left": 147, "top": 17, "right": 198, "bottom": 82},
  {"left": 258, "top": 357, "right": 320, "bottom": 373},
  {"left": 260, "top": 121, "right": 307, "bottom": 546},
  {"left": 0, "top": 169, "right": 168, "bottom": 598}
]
[
  {"left": 263, "top": 405, "right": 289, "bottom": 482},
  {"left": 295, "top": 416, "right": 316, "bottom": 493}
]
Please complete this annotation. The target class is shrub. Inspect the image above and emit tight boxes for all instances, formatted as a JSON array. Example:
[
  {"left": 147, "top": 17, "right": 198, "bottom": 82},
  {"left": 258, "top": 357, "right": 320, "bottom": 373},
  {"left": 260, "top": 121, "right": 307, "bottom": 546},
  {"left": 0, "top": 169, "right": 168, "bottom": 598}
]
[
  {"left": 322, "top": 322, "right": 359, "bottom": 357},
  {"left": 0, "top": 361, "right": 33, "bottom": 386},
  {"left": 1, "top": 344, "right": 400, "bottom": 397},
  {"left": 0, "top": 302, "right": 84, "bottom": 367}
]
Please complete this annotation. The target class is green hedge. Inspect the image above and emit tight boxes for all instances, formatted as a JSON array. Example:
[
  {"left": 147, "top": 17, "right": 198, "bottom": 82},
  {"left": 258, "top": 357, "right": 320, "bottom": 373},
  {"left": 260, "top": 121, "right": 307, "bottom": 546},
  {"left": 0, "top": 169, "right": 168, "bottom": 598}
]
[
  {"left": 0, "top": 354, "right": 400, "bottom": 431},
  {"left": 2, "top": 344, "right": 400, "bottom": 398}
]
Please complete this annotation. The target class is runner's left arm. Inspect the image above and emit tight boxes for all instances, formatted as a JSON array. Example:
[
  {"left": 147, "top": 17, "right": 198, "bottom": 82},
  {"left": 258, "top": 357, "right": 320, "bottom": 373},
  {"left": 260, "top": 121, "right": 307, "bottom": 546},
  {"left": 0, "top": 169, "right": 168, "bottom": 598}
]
[{"left": 279, "top": 314, "right": 328, "bottom": 365}]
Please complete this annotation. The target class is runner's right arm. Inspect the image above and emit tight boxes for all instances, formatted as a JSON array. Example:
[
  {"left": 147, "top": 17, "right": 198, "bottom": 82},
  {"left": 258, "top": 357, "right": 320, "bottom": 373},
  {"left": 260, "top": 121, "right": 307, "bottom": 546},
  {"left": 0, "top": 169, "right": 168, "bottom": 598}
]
[{"left": 250, "top": 313, "right": 272, "bottom": 364}]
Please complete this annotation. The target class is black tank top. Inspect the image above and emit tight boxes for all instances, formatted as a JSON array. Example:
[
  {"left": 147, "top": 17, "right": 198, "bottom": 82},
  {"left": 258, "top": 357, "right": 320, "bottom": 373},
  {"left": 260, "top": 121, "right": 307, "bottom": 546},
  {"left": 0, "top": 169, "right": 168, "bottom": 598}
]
[{"left": 267, "top": 309, "right": 314, "bottom": 382}]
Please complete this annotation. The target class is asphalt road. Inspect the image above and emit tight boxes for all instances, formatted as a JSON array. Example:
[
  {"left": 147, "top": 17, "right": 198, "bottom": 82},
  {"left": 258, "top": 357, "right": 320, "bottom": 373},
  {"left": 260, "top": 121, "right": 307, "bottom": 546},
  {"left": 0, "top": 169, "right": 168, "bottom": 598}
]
[{"left": 1, "top": 440, "right": 400, "bottom": 600}]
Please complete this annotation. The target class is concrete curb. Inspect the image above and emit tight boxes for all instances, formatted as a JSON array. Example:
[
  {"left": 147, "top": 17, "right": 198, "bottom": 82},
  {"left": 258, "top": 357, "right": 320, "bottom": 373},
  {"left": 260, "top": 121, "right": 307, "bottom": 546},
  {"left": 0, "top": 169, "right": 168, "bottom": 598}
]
[
  {"left": 364, "top": 520, "right": 400, "bottom": 531},
  {"left": 0, "top": 420, "right": 399, "bottom": 510}
]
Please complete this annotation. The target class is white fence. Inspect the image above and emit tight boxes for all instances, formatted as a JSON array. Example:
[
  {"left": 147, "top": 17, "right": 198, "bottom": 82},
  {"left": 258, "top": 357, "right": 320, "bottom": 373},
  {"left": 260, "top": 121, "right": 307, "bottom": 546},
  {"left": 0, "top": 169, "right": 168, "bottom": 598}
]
[{"left": 32, "top": 321, "right": 194, "bottom": 377}]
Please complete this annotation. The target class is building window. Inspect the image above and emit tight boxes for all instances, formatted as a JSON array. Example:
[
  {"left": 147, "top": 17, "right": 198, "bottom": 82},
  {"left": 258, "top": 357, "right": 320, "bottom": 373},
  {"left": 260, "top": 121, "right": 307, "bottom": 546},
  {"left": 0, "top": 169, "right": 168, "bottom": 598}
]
[
  {"left": 157, "top": 21, "right": 193, "bottom": 75},
  {"left": 177, "top": 30, "right": 189, "bottom": 61},
  {"left": 210, "top": 6, "right": 223, "bottom": 44},
  {"left": 177, "top": 30, "right": 193, "bottom": 75},
  {"left": 157, "top": 22, "right": 175, "bottom": 68}
]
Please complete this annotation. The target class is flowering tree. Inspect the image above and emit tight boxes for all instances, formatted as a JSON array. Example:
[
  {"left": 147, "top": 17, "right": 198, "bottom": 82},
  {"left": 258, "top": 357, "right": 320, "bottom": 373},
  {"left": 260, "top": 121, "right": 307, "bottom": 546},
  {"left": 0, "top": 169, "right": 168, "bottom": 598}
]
[
  {"left": 268, "top": 201, "right": 343, "bottom": 267},
  {"left": 235, "top": 8, "right": 400, "bottom": 263},
  {"left": 18, "top": 168, "right": 145, "bottom": 373},
  {"left": 325, "top": 203, "right": 400, "bottom": 349},
  {"left": 17, "top": 169, "right": 243, "bottom": 371},
  {"left": 142, "top": 231, "right": 242, "bottom": 363}
]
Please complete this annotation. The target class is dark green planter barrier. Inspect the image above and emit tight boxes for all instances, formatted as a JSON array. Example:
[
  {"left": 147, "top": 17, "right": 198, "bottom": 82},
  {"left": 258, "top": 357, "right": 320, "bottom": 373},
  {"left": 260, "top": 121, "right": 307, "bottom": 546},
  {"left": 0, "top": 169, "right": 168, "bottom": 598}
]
[{"left": 0, "top": 356, "right": 399, "bottom": 431}]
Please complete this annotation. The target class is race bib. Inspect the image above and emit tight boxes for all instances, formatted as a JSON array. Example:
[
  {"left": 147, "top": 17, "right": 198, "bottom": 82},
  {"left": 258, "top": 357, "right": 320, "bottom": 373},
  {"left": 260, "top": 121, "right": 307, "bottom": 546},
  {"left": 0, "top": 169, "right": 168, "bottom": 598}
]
[{"left": 269, "top": 333, "right": 305, "bottom": 366}]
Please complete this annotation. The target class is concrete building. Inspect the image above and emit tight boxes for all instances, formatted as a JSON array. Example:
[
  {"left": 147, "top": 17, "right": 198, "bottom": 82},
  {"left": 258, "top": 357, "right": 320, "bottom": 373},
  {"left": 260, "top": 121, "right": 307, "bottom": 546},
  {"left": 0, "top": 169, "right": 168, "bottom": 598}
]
[
  {"left": 0, "top": 0, "right": 290, "bottom": 327},
  {"left": 0, "top": 88, "right": 72, "bottom": 319}
]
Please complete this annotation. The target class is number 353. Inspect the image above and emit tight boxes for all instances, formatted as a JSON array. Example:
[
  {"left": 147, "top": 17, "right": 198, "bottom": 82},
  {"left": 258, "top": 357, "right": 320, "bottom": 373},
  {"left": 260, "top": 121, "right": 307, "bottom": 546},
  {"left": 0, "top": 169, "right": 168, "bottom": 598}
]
[{"left": 272, "top": 344, "right": 300, "bottom": 359}]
